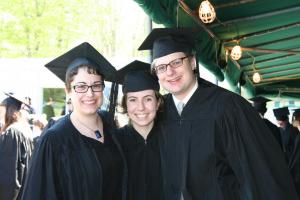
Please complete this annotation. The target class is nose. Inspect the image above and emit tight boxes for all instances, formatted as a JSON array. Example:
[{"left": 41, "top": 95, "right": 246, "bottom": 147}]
[
  {"left": 165, "top": 64, "right": 175, "bottom": 76},
  {"left": 137, "top": 100, "right": 145, "bottom": 111},
  {"left": 86, "top": 87, "right": 94, "bottom": 96}
]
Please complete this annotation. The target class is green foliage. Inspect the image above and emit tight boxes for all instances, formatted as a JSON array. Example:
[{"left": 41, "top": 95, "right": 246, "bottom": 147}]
[
  {"left": 43, "top": 88, "right": 65, "bottom": 103},
  {"left": 0, "top": 0, "right": 149, "bottom": 58},
  {"left": 43, "top": 88, "right": 65, "bottom": 117}
]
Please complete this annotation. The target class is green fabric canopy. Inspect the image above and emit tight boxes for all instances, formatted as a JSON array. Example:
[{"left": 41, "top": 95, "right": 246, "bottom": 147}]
[{"left": 134, "top": 0, "right": 300, "bottom": 99}]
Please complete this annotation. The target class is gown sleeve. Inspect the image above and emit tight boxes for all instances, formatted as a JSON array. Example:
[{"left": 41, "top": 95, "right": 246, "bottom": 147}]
[
  {"left": 217, "top": 94, "right": 298, "bottom": 200},
  {"left": 21, "top": 131, "right": 62, "bottom": 200},
  {"left": 0, "top": 128, "right": 32, "bottom": 200}
]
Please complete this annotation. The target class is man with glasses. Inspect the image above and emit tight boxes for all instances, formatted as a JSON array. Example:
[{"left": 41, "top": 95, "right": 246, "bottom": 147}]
[{"left": 139, "top": 28, "right": 298, "bottom": 200}]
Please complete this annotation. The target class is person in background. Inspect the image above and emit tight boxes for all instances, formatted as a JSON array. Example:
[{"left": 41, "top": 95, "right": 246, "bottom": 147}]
[
  {"left": 0, "top": 101, "right": 4, "bottom": 129},
  {"left": 116, "top": 60, "right": 164, "bottom": 200},
  {"left": 30, "top": 114, "right": 48, "bottom": 138},
  {"left": 138, "top": 27, "right": 298, "bottom": 200},
  {"left": 23, "top": 96, "right": 36, "bottom": 114},
  {"left": 61, "top": 98, "right": 73, "bottom": 116},
  {"left": 249, "top": 96, "right": 283, "bottom": 149},
  {"left": 0, "top": 93, "right": 33, "bottom": 200},
  {"left": 292, "top": 109, "right": 300, "bottom": 132},
  {"left": 42, "top": 97, "right": 55, "bottom": 121},
  {"left": 21, "top": 42, "right": 127, "bottom": 200},
  {"left": 288, "top": 109, "right": 300, "bottom": 195},
  {"left": 273, "top": 107, "right": 299, "bottom": 161}
]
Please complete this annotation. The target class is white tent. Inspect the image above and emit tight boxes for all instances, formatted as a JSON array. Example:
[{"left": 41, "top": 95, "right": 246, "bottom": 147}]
[{"left": 0, "top": 58, "right": 64, "bottom": 113}]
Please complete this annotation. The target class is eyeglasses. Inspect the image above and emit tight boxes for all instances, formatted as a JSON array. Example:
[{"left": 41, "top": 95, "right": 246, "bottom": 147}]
[
  {"left": 72, "top": 83, "right": 105, "bottom": 93},
  {"left": 153, "top": 56, "right": 189, "bottom": 74}
]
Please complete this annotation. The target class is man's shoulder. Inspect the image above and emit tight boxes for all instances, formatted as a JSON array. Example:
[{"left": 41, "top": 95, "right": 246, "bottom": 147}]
[{"left": 197, "top": 78, "right": 244, "bottom": 102}]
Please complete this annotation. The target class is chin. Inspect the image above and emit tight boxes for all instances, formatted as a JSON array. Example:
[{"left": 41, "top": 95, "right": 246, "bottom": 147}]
[
  {"left": 82, "top": 108, "right": 98, "bottom": 115},
  {"left": 134, "top": 120, "right": 152, "bottom": 127}
]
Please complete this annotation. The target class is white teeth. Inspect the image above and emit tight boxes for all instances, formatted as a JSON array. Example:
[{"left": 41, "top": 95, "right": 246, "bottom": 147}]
[
  {"left": 136, "top": 114, "right": 147, "bottom": 118},
  {"left": 168, "top": 77, "right": 180, "bottom": 82},
  {"left": 83, "top": 100, "right": 95, "bottom": 104}
]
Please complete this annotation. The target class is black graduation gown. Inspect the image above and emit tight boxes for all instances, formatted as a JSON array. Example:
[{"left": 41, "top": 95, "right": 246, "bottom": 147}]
[
  {"left": 263, "top": 118, "right": 283, "bottom": 150},
  {"left": 280, "top": 123, "right": 299, "bottom": 161},
  {"left": 116, "top": 124, "right": 164, "bottom": 200},
  {"left": 20, "top": 113, "right": 127, "bottom": 200},
  {"left": 289, "top": 134, "right": 300, "bottom": 196},
  {"left": 0, "top": 127, "right": 32, "bottom": 200},
  {"left": 158, "top": 78, "right": 298, "bottom": 200}
]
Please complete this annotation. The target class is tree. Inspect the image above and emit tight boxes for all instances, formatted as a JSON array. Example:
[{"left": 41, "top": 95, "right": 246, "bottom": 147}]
[{"left": 0, "top": 0, "right": 149, "bottom": 59}]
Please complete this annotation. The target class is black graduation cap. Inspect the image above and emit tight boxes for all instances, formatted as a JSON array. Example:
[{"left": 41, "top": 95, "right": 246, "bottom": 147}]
[
  {"left": 249, "top": 96, "right": 271, "bottom": 102},
  {"left": 117, "top": 60, "right": 159, "bottom": 93},
  {"left": 249, "top": 96, "right": 271, "bottom": 112},
  {"left": 45, "top": 42, "right": 116, "bottom": 82},
  {"left": 273, "top": 107, "right": 290, "bottom": 121},
  {"left": 0, "top": 92, "right": 29, "bottom": 110},
  {"left": 116, "top": 60, "right": 151, "bottom": 84},
  {"left": 293, "top": 108, "right": 300, "bottom": 118},
  {"left": 138, "top": 28, "right": 199, "bottom": 59},
  {"left": 249, "top": 96, "right": 272, "bottom": 107}
]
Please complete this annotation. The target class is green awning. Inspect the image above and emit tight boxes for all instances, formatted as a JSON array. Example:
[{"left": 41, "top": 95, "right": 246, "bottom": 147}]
[{"left": 134, "top": 0, "right": 300, "bottom": 99}]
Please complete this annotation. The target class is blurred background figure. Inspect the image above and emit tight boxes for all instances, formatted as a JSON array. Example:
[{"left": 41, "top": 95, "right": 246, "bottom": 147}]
[
  {"left": 30, "top": 114, "right": 48, "bottom": 138},
  {"left": 0, "top": 102, "right": 4, "bottom": 130},
  {"left": 29, "top": 114, "right": 48, "bottom": 147},
  {"left": 292, "top": 109, "right": 300, "bottom": 132},
  {"left": 249, "top": 96, "right": 283, "bottom": 150},
  {"left": 42, "top": 97, "right": 55, "bottom": 121},
  {"left": 0, "top": 93, "right": 33, "bottom": 200},
  {"left": 273, "top": 107, "right": 299, "bottom": 162},
  {"left": 61, "top": 98, "right": 73, "bottom": 116},
  {"left": 23, "top": 96, "right": 36, "bottom": 114},
  {"left": 288, "top": 109, "right": 300, "bottom": 196}
]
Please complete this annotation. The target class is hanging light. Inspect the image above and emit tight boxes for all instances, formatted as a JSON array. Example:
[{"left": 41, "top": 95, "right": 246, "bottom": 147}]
[
  {"left": 198, "top": 0, "right": 216, "bottom": 24},
  {"left": 230, "top": 45, "right": 242, "bottom": 60},
  {"left": 245, "top": 51, "right": 261, "bottom": 83},
  {"left": 252, "top": 72, "right": 262, "bottom": 83}
]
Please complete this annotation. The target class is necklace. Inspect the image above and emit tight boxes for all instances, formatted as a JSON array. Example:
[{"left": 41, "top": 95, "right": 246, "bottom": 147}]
[{"left": 72, "top": 114, "right": 102, "bottom": 140}]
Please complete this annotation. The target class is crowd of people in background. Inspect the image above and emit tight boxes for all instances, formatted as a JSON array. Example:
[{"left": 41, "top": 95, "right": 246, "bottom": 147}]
[
  {"left": 0, "top": 93, "right": 73, "bottom": 199},
  {"left": 1, "top": 30, "right": 300, "bottom": 200}
]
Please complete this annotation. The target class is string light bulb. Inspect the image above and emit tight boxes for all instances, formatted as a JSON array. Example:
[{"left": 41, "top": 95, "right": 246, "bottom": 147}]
[
  {"left": 198, "top": 0, "right": 216, "bottom": 24},
  {"left": 230, "top": 45, "right": 242, "bottom": 60},
  {"left": 252, "top": 72, "right": 262, "bottom": 83}
]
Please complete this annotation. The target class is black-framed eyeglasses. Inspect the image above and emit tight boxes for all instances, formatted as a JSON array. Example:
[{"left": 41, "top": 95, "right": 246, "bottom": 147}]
[
  {"left": 72, "top": 83, "right": 105, "bottom": 93},
  {"left": 153, "top": 56, "right": 189, "bottom": 74}
]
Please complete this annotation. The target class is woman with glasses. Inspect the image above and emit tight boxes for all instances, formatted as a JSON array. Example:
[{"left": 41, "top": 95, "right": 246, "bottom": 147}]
[
  {"left": 21, "top": 43, "right": 127, "bottom": 200},
  {"left": 115, "top": 61, "right": 164, "bottom": 200}
]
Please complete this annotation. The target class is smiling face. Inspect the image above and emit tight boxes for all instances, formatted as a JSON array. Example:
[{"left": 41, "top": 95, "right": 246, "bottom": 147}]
[
  {"left": 153, "top": 52, "right": 197, "bottom": 100},
  {"left": 126, "top": 89, "right": 160, "bottom": 131},
  {"left": 67, "top": 67, "right": 104, "bottom": 117}
]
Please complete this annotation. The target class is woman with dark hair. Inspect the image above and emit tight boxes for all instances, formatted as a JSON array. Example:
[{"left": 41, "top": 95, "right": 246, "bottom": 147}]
[
  {"left": 21, "top": 42, "right": 127, "bottom": 200},
  {"left": 116, "top": 61, "right": 165, "bottom": 200},
  {"left": 0, "top": 93, "right": 33, "bottom": 200}
]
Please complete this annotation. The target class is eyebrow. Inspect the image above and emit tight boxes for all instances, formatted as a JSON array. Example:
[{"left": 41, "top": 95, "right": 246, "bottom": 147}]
[
  {"left": 74, "top": 81, "right": 102, "bottom": 85},
  {"left": 127, "top": 94, "right": 155, "bottom": 99}
]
